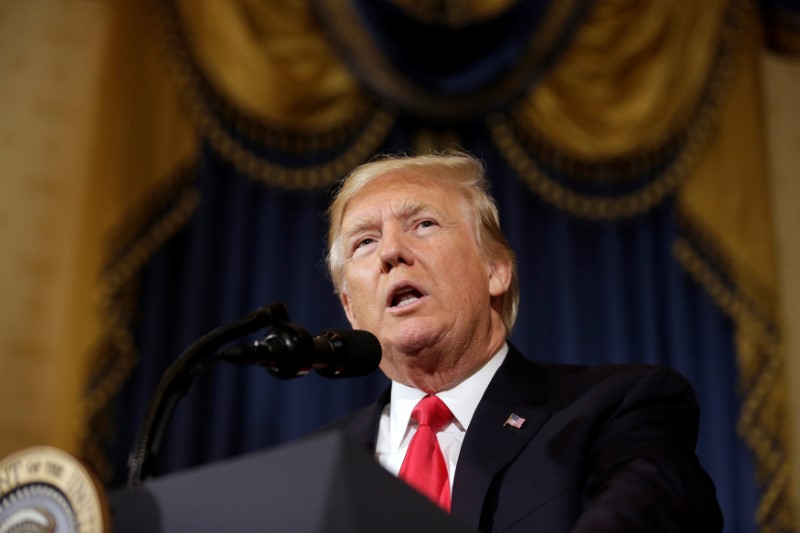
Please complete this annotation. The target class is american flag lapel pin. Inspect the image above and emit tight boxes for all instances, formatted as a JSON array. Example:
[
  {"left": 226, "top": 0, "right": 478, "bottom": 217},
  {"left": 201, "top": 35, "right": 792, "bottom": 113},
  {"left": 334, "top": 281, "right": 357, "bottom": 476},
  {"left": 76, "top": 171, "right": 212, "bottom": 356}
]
[{"left": 504, "top": 413, "right": 526, "bottom": 429}]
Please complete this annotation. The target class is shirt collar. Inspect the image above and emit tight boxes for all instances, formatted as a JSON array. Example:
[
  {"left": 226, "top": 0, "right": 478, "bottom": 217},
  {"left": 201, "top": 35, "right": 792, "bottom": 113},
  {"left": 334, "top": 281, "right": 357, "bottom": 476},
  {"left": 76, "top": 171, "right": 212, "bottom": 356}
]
[{"left": 388, "top": 343, "right": 508, "bottom": 450}]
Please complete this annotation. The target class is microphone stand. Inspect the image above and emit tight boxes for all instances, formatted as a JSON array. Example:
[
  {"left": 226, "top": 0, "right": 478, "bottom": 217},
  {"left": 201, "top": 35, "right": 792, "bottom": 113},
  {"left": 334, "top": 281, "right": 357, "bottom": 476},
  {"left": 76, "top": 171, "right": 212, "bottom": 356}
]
[{"left": 127, "top": 302, "right": 289, "bottom": 487}]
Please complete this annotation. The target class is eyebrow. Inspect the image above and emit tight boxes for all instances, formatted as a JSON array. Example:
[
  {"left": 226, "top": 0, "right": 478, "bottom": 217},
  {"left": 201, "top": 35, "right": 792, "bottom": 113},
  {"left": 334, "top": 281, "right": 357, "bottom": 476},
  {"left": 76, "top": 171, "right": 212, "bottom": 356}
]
[
  {"left": 342, "top": 200, "right": 432, "bottom": 242},
  {"left": 342, "top": 218, "right": 379, "bottom": 243}
]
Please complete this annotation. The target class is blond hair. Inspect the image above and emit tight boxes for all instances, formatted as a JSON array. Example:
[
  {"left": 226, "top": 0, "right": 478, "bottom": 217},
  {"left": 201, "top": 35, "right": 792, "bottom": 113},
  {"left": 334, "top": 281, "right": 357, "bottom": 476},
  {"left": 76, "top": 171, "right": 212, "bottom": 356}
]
[{"left": 327, "top": 152, "right": 519, "bottom": 335}]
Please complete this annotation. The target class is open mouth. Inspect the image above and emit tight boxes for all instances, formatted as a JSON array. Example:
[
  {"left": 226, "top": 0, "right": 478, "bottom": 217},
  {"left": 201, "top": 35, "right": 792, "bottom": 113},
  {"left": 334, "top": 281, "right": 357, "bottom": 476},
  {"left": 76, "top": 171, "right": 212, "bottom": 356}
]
[{"left": 389, "top": 285, "right": 424, "bottom": 308}]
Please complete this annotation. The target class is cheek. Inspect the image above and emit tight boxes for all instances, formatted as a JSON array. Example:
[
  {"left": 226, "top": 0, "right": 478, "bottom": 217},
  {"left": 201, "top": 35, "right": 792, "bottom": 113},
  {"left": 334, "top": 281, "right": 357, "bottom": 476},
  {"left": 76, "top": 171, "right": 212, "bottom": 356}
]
[
  {"left": 342, "top": 268, "right": 379, "bottom": 317},
  {"left": 345, "top": 268, "right": 373, "bottom": 301},
  {"left": 444, "top": 251, "right": 490, "bottom": 294}
]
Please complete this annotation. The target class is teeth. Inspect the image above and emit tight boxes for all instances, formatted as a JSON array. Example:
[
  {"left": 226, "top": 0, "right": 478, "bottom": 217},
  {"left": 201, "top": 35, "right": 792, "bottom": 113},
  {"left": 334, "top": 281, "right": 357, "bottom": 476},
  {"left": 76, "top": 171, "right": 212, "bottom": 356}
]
[{"left": 396, "top": 294, "right": 418, "bottom": 307}]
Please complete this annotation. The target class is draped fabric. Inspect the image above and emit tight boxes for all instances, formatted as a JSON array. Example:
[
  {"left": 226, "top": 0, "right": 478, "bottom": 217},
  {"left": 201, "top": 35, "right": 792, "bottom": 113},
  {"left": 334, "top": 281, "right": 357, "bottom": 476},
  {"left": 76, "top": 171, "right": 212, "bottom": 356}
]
[
  {"left": 80, "top": 1, "right": 800, "bottom": 531},
  {"left": 0, "top": 1, "right": 112, "bottom": 459},
  {"left": 760, "top": 0, "right": 800, "bottom": 54}
]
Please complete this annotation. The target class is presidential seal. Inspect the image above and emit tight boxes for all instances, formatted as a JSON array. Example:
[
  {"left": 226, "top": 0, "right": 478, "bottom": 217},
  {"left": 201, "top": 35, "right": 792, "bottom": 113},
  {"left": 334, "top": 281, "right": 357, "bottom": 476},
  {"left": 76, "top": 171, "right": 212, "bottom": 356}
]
[{"left": 0, "top": 446, "right": 108, "bottom": 533}]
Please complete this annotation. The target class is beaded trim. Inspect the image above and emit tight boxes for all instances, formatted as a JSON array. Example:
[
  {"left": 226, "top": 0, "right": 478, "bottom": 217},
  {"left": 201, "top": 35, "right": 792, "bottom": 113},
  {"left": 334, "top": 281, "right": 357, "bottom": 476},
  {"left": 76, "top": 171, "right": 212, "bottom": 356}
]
[
  {"left": 674, "top": 235, "right": 796, "bottom": 530},
  {"left": 676, "top": 206, "right": 778, "bottom": 331},
  {"left": 155, "top": 0, "right": 395, "bottom": 189},
  {"left": 490, "top": 0, "right": 744, "bottom": 216},
  {"left": 79, "top": 5, "right": 794, "bottom": 528},
  {"left": 315, "top": 0, "right": 592, "bottom": 120},
  {"left": 79, "top": 164, "right": 200, "bottom": 481},
  {"left": 490, "top": 111, "right": 705, "bottom": 219},
  {"left": 189, "top": 104, "right": 395, "bottom": 190}
]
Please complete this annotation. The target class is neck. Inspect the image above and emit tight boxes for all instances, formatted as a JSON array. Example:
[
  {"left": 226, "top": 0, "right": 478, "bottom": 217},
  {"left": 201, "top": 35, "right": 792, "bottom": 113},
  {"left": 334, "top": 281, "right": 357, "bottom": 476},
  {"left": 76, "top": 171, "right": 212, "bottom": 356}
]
[{"left": 383, "top": 320, "right": 507, "bottom": 393}]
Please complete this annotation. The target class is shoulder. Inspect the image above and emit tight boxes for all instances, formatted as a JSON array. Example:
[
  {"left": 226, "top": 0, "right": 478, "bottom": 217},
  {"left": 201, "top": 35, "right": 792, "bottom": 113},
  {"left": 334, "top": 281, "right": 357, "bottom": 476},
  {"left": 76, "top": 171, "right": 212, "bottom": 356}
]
[
  {"left": 547, "top": 362, "right": 694, "bottom": 403},
  {"left": 503, "top": 347, "right": 697, "bottom": 411},
  {"left": 525, "top": 359, "right": 702, "bottom": 444}
]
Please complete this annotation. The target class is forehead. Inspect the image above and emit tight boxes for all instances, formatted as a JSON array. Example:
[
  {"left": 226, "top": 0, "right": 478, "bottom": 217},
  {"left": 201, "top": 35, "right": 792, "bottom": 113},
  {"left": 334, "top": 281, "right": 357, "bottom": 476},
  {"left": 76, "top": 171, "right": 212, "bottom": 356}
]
[{"left": 342, "top": 171, "right": 465, "bottom": 222}]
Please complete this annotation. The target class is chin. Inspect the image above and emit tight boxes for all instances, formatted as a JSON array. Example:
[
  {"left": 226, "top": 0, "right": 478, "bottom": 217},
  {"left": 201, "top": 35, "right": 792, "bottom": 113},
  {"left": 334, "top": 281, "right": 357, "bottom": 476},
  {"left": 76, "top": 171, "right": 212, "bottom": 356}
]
[{"left": 386, "top": 323, "right": 439, "bottom": 354}]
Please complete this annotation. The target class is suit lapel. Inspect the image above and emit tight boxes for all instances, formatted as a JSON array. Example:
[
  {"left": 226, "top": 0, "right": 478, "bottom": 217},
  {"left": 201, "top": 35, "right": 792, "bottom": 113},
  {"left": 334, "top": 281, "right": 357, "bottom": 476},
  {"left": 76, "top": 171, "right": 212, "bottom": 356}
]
[
  {"left": 451, "top": 346, "right": 551, "bottom": 528},
  {"left": 338, "top": 385, "right": 390, "bottom": 452}
]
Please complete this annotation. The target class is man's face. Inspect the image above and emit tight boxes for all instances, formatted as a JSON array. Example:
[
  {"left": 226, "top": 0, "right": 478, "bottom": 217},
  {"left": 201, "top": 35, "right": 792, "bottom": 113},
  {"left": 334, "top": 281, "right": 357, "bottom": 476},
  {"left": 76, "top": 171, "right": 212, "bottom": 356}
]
[{"left": 337, "top": 171, "right": 510, "bottom": 384}]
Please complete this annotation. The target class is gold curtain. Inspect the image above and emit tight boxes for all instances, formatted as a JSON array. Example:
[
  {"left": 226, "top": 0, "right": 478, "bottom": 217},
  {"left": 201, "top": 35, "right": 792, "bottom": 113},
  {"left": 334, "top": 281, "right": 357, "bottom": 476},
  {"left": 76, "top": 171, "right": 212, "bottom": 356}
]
[
  {"left": 74, "top": 0, "right": 197, "bottom": 480},
  {"left": 675, "top": 17, "right": 790, "bottom": 530},
  {"left": 497, "top": 5, "right": 794, "bottom": 526},
  {"left": 0, "top": 0, "right": 122, "bottom": 459},
  {"left": 2, "top": 2, "right": 793, "bottom": 530},
  {"left": 175, "top": 0, "right": 367, "bottom": 129},
  {"left": 51, "top": 0, "right": 793, "bottom": 529},
  {"left": 0, "top": 0, "right": 193, "bottom": 466},
  {"left": 165, "top": 0, "right": 795, "bottom": 528},
  {"left": 518, "top": 0, "right": 730, "bottom": 157}
]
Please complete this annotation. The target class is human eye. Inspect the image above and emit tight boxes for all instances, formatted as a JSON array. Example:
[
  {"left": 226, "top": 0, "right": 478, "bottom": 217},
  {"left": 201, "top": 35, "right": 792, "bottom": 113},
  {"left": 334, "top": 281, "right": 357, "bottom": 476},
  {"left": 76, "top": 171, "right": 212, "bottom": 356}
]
[
  {"left": 349, "top": 235, "right": 378, "bottom": 256},
  {"left": 415, "top": 218, "right": 439, "bottom": 231},
  {"left": 356, "top": 237, "right": 376, "bottom": 248}
]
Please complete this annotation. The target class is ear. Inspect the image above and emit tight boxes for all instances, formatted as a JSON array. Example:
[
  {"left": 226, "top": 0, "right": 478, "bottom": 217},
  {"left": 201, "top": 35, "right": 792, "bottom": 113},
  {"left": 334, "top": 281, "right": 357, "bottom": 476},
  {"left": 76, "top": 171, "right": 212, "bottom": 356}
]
[
  {"left": 488, "top": 258, "right": 513, "bottom": 298},
  {"left": 340, "top": 291, "right": 360, "bottom": 328}
]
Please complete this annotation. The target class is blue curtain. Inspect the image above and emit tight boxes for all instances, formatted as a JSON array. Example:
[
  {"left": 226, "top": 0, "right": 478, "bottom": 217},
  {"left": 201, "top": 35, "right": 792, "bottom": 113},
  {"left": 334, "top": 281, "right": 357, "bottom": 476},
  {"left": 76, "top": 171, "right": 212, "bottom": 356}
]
[
  {"left": 99, "top": 1, "right": 768, "bottom": 531},
  {"left": 108, "top": 133, "right": 757, "bottom": 531}
]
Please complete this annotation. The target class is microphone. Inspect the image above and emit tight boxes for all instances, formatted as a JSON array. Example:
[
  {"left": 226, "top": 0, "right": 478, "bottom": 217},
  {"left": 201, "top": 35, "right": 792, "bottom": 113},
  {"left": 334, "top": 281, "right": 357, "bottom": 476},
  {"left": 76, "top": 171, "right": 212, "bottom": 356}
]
[
  {"left": 221, "top": 323, "right": 382, "bottom": 379},
  {"left": 129, "top": 301, "right": 290, "bottom": 486},
  {"left": 127, "top": 302, "right": 380, "bottom": 487}
]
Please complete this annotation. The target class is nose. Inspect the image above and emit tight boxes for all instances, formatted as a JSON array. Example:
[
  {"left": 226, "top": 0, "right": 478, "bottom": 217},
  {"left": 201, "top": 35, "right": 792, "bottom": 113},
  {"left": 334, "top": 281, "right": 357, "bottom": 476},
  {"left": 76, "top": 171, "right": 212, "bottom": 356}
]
[{"left": 379, "top": 225, "right": 413, "bottom": 273}]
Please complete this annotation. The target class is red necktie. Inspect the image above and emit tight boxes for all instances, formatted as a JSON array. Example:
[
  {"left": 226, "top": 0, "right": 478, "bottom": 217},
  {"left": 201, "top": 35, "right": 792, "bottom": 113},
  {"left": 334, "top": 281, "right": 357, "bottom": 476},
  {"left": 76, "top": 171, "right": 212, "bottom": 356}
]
[{"left": 398, "top": 395, "right": 454, "bottom": 512}]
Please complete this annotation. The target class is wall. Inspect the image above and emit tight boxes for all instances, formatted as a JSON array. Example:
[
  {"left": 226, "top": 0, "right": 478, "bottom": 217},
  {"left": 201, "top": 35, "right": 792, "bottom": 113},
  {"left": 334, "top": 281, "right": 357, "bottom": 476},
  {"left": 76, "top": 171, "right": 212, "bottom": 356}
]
[{"left": 761, "top": 51, "right": 800, "bottom": 510}]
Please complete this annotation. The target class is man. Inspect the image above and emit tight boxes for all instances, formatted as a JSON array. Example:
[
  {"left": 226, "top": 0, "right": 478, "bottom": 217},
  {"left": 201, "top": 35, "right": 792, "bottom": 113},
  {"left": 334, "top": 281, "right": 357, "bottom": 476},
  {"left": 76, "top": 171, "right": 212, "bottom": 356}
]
[{"left": 325, "top": 152, "right": 722, "bottom": 531}]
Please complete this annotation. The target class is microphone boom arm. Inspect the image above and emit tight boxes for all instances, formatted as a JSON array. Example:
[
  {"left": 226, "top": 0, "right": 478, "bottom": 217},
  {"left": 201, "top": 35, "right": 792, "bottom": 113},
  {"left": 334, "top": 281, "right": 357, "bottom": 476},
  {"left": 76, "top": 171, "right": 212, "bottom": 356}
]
[
  {"left": 127, "top": 302, "right": 289, "bottom": 487},
  {"left": 126, "top": 302, "right": 381, "bottom": 488}
]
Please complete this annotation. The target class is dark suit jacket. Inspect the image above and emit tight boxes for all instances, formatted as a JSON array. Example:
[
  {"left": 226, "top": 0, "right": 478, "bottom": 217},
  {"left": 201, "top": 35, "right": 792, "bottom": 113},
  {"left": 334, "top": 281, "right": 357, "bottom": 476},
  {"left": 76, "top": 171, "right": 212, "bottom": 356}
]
[{"left": 331, "top": 345, "right": 723, "bottom": 532}]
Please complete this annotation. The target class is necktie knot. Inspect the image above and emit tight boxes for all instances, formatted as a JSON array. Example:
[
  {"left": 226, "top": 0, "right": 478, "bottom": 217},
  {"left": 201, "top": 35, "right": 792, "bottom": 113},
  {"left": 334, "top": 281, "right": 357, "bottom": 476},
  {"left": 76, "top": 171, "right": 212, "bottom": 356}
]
[{"left": 411, "top": 395, "right": 453, "bottom": 434}]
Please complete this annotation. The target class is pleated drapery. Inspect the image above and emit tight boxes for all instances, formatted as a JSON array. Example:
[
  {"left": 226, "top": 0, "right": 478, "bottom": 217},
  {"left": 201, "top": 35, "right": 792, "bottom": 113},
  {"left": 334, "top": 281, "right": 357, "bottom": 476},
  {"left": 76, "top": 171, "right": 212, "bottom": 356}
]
[{"left": 79, "top": 1, "right": 799, "bottom": 531}]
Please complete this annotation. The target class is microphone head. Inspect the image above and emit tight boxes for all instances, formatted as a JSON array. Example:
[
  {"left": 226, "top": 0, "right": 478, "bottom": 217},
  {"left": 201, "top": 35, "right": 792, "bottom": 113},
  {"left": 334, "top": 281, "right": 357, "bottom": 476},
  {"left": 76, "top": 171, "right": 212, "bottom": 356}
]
[{"left": 315, "top": 329, "right": 382, "bottom": 378}]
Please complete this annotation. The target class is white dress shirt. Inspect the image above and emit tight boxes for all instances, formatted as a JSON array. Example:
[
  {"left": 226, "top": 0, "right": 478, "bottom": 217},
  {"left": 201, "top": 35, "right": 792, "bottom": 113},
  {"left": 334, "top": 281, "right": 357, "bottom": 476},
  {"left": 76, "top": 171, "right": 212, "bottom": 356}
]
[{"left": 375, "top": 344, "right": 508, "bottom": 493}]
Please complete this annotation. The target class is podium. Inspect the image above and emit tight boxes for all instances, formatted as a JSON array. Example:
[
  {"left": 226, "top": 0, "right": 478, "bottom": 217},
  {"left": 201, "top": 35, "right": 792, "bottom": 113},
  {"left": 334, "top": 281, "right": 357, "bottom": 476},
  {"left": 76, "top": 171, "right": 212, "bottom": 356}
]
[{"left": 109, "top": 429, "right": 472, "bottom": 532}]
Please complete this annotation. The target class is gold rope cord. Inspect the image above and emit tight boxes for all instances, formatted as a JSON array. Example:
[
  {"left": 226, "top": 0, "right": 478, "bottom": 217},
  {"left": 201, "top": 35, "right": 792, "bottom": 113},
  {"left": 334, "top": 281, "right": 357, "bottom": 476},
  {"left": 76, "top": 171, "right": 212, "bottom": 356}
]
[
  {"left": 493, "top": 0, "right": 796, "bottom": 528},
  {"left": 518, "top": 0, "right": 731, "bottom": 159},
  {"left": 75, "top": 0, "right": 197, "bottom": 480},
  {"left": 80, "top": 166, "right": 200, "bottom": 481},
  {"left": 674, "top": 6, "right": 796, "bottom": 530},
  {"left": 173, "top": 0, "right": 367, "bottom": 130},
  {"left": 315, "top": 0, "right": 588, "bottom": 120},
  {"left": 81, "top": 4, "right": 794, "bottom": 528},
  {"left": 675, "top": 237, "right": 794, "bottom": 531},
  {"left": 490, "top": 110, "right": 707, "bottom": 219},
  {"left": 490, "top": 0, "right": 745, "bottom": 219},
  {"left": 159, "top": 0, "right": 396, "bottom": 189},
  {"left": 189, "top": 100, "right": 395, "bottom": 190}
]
